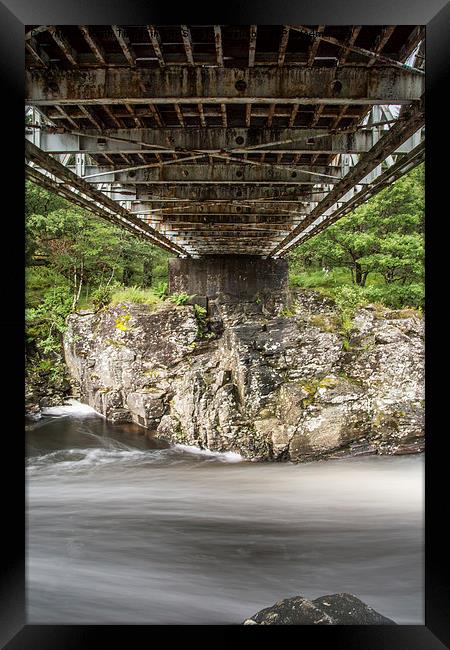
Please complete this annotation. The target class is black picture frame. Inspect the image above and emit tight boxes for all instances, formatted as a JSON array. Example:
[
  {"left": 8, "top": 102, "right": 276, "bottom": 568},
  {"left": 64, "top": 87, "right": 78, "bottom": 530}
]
[{"left": 1, "top": 1, "right": 449, "bottom": 647}]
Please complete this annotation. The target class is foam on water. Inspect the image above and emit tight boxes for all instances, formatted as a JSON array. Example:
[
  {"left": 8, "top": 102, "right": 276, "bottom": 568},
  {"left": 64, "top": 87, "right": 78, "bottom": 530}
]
[
  {"left": 41, "top": 399, "right": 104, "bottom": 418},
  {"left": 174, "top": 443, "right": 243, "bottom": 463}
]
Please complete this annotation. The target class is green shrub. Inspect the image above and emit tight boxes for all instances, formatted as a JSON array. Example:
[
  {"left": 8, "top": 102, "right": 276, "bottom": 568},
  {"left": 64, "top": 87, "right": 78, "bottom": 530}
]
[
  {"left": 91, "top": 285, "right": 112, "bottom": 309},
  {"left": 154, "top": 281, "right": 168, "bottom": 299},
  {"left": 110, "top": 286, "right": 160, "bottom": 307},
  {"left": 169, "top": 292, "right": 193, "bottom": 305}
]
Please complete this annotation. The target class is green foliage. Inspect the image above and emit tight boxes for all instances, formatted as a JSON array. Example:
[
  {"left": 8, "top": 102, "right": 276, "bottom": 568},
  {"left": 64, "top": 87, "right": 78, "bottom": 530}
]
[
  {"left": 91, "top": 285, "right": 113, "bottom": 309},
  {"left": 193, "top": 303, "right": 211, "bottom": 339},
  {"left": 280, "top": 305, "right": 296, "bottom": 317},
  {"left": 154, "top": 280, "right": 168, "bottom": 299},
  {"left": 110, "top": 286, "right": 161, "bottom": 308},
  {"left": 169, "top": 292, "right": 193, "bottom": 305},
  {"left": 26, "top": 180, "right": 170, "bottom": 310},
  {"left": 194, "top": 304, "right": 207, "bottom": 318},
  {"left": 26, "top": 286, "right": 73, "bottom": 391},
  {"left": 288, "top": 164, "right": 424, "bottom": 310}
]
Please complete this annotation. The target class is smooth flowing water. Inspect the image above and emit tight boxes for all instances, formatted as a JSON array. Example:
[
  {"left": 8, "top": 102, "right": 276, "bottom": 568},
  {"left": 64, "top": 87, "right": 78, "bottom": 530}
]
[{"left": 26, "top": 402, "right": 424, "bottom": 625}]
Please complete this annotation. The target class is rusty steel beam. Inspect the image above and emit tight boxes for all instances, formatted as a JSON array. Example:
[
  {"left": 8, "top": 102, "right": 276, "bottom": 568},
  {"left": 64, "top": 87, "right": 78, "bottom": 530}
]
[
  {"left": 147, "top": 25, "right": 165, "bottom": 68},
  {"left": 339, "top": 26, "right": 362, "bottom": 65},
  {"left": 111, "top": 25, "right": 136, "bottom": 67},
  {"left": 278, "top": 26, "right": 290, "bottom": 66},
  {"left": 307, "top": 25, "right": 325, "bottom": 66},
  {"left": 135, "top": 184, "right": 312, "bottom": 201},
  {"left": 25, "top": 36, "right": 50, "bottom": 67},
  {"left": 289, "top": 141, "right": 425, "bottom": 248},
  {"left": 289, "top": 25, "right": 424, "bottom": 74},
  {"left": 214, "top": 26, "right": 224, "bottom": 67},
  {"left": 48, "top": 26, "right": 78, "bottom": 66},
  {"left": 25, "top": 139, "right": 191, "bottom": 257},
  {"left": 181, "top": 25, "right": 194, "bottom": 65},
  {"left": 26, "top": 66, "right": 425, "bottom": 105},
  {"left": 75, "top": 163, "right": 342, "bottom": 184},
  {"left": 271, "top": 98, "right": 425, "bottom": 256},
  {"left": 368, "top": 26, "right": 395, "bottom": 66},
  {"left": 79, "top": 26, "right": 106, "bottom": 65},
  {"left": 33, "top": 127, "right": 378, "bottom": 154},
  {"left": 248, "top": 26, "right": 257, "bottom": 67}
]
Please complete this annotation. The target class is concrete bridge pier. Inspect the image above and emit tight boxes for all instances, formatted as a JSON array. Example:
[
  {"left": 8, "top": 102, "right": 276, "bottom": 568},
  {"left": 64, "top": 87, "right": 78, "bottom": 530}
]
[{"left": 168, "top": 255, "right": 289, "bottom": 302}]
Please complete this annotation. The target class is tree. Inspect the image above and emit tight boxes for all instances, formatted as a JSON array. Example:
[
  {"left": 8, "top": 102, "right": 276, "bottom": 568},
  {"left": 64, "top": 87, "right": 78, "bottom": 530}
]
[
  {"left": 25, "top": 181, "right": 171, "bottom": 306},
  {"left": 289, "top": 163, "right": 424, "bottom": 287}
]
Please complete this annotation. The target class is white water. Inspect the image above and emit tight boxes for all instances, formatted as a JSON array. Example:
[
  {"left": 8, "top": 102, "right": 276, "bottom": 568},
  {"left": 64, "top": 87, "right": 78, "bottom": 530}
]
[{"left": 26, "top": 411, "right": 424, "bottom": 625}]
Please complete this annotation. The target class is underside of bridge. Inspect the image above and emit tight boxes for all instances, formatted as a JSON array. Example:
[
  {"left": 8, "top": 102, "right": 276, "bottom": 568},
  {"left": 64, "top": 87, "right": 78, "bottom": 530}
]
[{"left": 25, "top": 24, "right": 425, "bottom": 270}]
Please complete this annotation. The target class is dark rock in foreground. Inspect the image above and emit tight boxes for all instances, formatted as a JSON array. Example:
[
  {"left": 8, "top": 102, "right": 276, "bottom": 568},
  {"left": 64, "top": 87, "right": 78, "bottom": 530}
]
[{"left": 243, "top": 593, "right": 396, "bottom": 625}]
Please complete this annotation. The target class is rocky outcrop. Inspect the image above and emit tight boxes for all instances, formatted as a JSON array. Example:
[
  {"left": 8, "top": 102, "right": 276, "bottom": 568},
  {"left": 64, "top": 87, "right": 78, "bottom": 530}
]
[
  {"left": 63, "top": 289, "right": 424, "bottom": 461},
  {"left": 242, "top": 593, "right": 395, "bottom": 625}
]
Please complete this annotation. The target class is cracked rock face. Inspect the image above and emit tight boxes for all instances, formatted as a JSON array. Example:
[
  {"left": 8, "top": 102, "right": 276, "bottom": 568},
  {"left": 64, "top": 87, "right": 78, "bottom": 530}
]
[
  {"left": 63, "top": 290, "right": 424, "bottom": 461},
  {"left": 242, "top": 593, "right": 396, "bottom": 625}
]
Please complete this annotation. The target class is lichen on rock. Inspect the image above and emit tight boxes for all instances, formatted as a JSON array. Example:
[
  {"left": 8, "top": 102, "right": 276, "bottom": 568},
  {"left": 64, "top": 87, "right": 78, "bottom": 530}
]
[{"left": 63, "top": 290, "right": 424, "bottom": 461}]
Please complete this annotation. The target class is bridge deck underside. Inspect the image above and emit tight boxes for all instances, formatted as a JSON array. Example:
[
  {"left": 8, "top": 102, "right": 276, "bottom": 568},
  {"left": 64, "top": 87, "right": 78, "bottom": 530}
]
[{"left": 25, "top": 24, "right": 425, "bottom": 258}]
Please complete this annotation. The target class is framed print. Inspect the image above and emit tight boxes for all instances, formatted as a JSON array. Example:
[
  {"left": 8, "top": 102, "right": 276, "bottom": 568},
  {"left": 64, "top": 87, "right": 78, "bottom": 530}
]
[{"left": 1, "top": 0, "right": 449, "bottom": 647}]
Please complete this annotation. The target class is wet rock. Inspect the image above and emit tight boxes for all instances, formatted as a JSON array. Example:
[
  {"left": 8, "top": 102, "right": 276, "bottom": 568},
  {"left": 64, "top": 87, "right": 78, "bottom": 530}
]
[
  {"left": 243, "top": 593, "right": 395, "bottom": 625},
  {"left": 63, "top": 290, "right": 424, "bottom": 462}
]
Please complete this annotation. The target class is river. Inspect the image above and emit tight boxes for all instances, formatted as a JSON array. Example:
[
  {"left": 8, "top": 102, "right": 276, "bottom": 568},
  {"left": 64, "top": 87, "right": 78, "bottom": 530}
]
[{"left": 26, "top": 402, "right": 424, "bottom": 625}]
